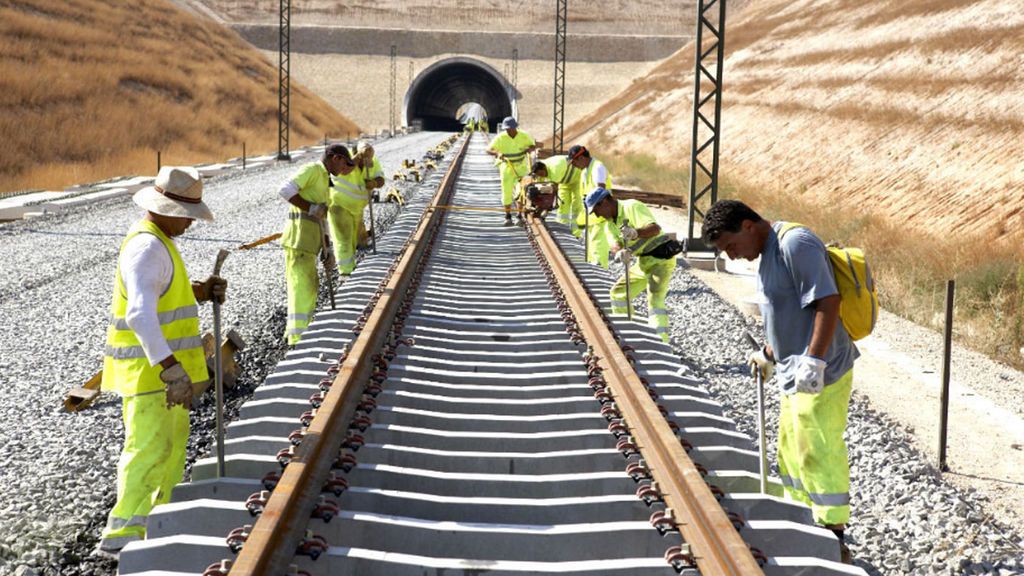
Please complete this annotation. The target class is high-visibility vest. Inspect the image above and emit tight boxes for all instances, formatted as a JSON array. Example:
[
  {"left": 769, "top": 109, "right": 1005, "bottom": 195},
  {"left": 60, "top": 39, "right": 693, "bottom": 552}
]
[
  {"left": 607, "top": 198, "right": 671, "bottom": 256},
  {"left": 490, "top": 131, "right": 535, "bottom": 167},
  {"left": 539, "top": 155, "right": 580, "bottom": 188},
  {"left": 330, "top": 169, "right": 370, "bottom": 215},
  {"left": 281, "top": 162, "right": 331, "bottom": 253},
  {"left": 102, "top": 220, "right": 207, "bottom": 396},
  {"left": 577, "top": 158, "right": 614, "bottom": 229}
]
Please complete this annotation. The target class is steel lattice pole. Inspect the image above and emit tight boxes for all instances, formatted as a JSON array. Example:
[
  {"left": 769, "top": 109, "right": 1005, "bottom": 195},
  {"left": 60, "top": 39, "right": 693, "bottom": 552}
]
[
  {"left": 277, "top": 0, "right": 291, "bottom": 161},
  {"left": 552, "top": 0, "right": 567, "bottom": 154},
  {"left": 390, "top": 45, "right": 397, "bottom": 134},
  {"left": 686, "top": 0, "right": 726, "bottom": 249}
]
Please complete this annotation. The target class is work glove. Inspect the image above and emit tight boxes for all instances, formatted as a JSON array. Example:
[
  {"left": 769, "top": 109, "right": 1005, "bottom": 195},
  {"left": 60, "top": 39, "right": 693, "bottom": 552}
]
[
  {"left": 308, "top": 203, "right": 327, "bottom": 219},
  {"left": 787, "top": 354, "right": 826, "bottom": 395},
  {"left": 620, "top": 225, "right": 639, "bottom": 243},
  {"left": 496, "top": 153, "right": 506, "bottom": 162},
  {"left": 193, "top": 275, "right": 227, "bottom": 304},
  {"left": 160, "top": 363, "right": 193, "bottom": 410},
  {"left": 747, "top": 346, "right": 775, "bottom": 382},
  {"left": 364, "top": 179, "right": 377, "bottom": 190},
  {"left": 614, "top": 248, "right": 632, "bottom": 264}
]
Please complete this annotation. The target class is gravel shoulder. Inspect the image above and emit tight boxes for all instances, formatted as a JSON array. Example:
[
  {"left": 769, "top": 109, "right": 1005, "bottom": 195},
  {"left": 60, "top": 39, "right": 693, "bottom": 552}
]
[{"left": 0, "top": 131, "right": 453, "bottom": 575}]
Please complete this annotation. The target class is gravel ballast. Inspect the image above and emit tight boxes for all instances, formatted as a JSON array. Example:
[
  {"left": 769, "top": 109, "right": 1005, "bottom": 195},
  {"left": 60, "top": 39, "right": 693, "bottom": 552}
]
[
  {"left": 0, "top": 131, "right": 453, "bottom": 576},
  {"left": 664, "top": 265, "right": 1024, "bottom": 576}
]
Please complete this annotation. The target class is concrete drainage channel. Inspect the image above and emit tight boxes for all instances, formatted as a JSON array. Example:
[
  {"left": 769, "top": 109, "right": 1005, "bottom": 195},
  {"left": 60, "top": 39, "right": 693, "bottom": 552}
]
[{"left": 116, "top": 135, "right": 868, "bottom": 576}]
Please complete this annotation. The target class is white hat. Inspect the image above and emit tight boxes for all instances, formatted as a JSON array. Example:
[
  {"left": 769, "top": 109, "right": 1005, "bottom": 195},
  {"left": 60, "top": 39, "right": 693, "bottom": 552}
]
[{"left": 133, "top": 166, "right": 213, "bottom": 221}]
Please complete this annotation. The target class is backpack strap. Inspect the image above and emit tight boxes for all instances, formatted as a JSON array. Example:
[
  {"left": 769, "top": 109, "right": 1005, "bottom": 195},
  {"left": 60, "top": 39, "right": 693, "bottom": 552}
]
[{"left": 776, "top": 221, "right": 806, "bottom": 241}]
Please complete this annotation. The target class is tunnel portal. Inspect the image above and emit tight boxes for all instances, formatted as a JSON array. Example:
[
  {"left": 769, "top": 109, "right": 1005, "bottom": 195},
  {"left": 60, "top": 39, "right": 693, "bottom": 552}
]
[{"left": 404, "top": 57, "right": 516, "bottom": 132}]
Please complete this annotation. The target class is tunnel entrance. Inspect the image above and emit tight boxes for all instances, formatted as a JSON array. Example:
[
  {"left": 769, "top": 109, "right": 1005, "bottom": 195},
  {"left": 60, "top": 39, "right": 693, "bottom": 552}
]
[{"left": 404, "top": 57, "right": 516, "bottom": 132}]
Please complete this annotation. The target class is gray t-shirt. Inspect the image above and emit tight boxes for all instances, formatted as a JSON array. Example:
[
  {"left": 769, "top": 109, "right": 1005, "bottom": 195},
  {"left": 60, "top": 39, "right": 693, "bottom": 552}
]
[{"left": 757, "top": 222, "right": 858, "bottom": 386}]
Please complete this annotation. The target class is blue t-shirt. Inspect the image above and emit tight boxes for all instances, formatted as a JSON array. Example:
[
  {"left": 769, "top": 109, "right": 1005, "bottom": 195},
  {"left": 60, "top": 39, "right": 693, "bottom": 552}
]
[{"left": 757, "top": 222, "right": 858, "bottom": 386}]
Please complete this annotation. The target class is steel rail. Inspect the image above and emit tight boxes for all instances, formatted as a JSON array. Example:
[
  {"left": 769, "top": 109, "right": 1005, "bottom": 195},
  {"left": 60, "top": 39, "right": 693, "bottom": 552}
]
[
  {"left": 528, "top": 215, "right": 763, "bottom": 576},
  {"left": 229, "top": 135, "right": 470, "bottom": 575}
]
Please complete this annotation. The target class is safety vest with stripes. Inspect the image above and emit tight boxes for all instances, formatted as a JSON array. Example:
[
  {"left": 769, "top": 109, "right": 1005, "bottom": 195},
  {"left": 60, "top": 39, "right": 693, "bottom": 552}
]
[
  {"left": 610, "top": 198, "right": 671, "bottom": 256},
  {"left": 539, "top": 155, "right": 580, "bottom": 188},
  {"left": 282, "top": 162, "right": 331, "bottom": 254},
  {"left": 577, "top": 159, "right": 614, "bottom": 229},
  {"left": 331, "top": 169, "right": 370, "bottom": 215},
  {"left": 102, "top": 220, "right": 207, "bottom": 396}
]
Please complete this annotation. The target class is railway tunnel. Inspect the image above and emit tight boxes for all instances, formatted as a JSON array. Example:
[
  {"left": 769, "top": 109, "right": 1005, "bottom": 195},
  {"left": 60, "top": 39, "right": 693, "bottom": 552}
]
[{"left": 403, "top": 57, "right": 517, "bottom": 132}]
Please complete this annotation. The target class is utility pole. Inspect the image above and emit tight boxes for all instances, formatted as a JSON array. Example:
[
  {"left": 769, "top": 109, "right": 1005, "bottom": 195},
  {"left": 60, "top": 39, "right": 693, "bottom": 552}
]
[
  {"left": 512, "top": 48, "right": 519, "bottom": 105},
  {"left": 276, "top": 0, "right": 291, "bottom": 161},
  {"left": 552, "top": 0, "right": 567, "bottom": 154},
  {"left": 390, "top": 45, "right": 398, "bottom": 135},
  {"left": 685, "top": 0, "right": 726, "bottom": 250}
]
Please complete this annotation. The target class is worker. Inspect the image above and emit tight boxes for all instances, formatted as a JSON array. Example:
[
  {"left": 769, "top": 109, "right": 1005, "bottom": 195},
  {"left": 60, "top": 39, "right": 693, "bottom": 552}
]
[
  {"left": 487, "top": 116, "right": 536, "bottom": 225},
  {"left": 702, "top": 199, "right": 858, "bottom": 564},
  {"left": 585, "top": 187, "right": 676, "bottom": 343},
  {"left": 568, "top": 145, "right": 613, "bottom": 264},
  {"left": 97, "top": 166, "right": 226, "bottom": 555},
  {"left": 279, "top": 144, "right": 356, "bottom": 344},
  {"left": 328, "top": 142, "right": 373, "bottom": 275},
  {"left": 479, "top": 116, "right": 488, "bottom": 134},
  {"left": 352, "top": 140, "right": 385, "bottom": 248},
  {"left": 530, "top": 154, "right": 580, "bottom": 230}
]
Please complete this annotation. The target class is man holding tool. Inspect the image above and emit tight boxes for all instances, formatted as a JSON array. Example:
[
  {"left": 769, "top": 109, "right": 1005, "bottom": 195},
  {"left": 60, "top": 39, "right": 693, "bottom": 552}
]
[
  {"left": 702, "top": 199, "right": 858, "bottom": 563},
  {"left": 279, "top": 144, "right": 356, "bottom": 344},
  {"left": 487, "top": 116, "right": 536, "bottom": 226},
  {"left": 585, "top": 187, "right": 678, "bottom": 343},
  {"left": 568, "top": 145, "right": 613, "bottom": 263},
  {"left": 98, "top": 166, "right": 226, "bottom": 555},
  {"left": 328, "top": 143, "right": 374, "bottom": 275},
  {"left": 530, "top": 154, "right": 580, "bottom": 228},
  {"left": 353, "top": 140, "right": 385, "bottom": 252}
]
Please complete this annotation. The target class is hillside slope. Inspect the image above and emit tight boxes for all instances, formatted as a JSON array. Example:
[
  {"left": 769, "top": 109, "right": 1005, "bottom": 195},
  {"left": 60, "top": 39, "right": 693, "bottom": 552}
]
[
  {"left": 566, "top": 0, "right": 1024, "bottom": 244},
  {"left": 0, "top": 0, "right": 359, "bottom": 193}
]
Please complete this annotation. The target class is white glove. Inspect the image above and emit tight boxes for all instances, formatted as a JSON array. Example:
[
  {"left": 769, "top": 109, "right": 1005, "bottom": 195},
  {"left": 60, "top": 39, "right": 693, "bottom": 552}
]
[
  {"left": 748, "top": 347, "right": 775, "bottom": 382},
  {"left": 160, "top": 363, "right": 193, "bottom": 410},
  {"left": 308, "top": 203, "right": 327, "bottom": 219},
  {"left": 791, "top": 355, "right": 826, "bottom": 395},
  {"left": 620, "top": 225, "right": 639, "bottom": 243},
  {"left": 614, "top": 249, "right": 632, "bottom": 264}
]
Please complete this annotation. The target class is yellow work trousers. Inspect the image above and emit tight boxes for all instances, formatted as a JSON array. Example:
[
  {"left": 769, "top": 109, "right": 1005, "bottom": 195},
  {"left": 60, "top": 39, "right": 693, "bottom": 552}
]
[
  {"left": 99, "top": 393, "right": 189, "bottom": 551},
  {"left": 285, "top": 247, "right": 318, "bottom": 344},
  {"left": 778, "top": 369, "right": 853, "bottom": 526},
  {"left": 609, "top": 255, "right": 676, "bottom": 342},
  {"left": 500, "top": 163, "right": 526, "bottom": 208},
  {"left": 328, "top": 206, "right": 361, "bottom": 275},
  {"left": 557, "top": 185, "right": 583, "bottom": 234}
]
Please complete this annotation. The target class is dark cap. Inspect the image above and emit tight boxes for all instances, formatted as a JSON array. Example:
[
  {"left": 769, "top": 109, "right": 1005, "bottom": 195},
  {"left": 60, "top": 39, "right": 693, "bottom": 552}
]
[{"left": 567, "top": 145, "right": 589, "bottom": 161}]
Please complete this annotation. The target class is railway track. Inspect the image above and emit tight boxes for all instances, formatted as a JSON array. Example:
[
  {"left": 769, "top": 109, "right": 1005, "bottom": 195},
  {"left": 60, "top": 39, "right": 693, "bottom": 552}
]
[{"left": 117, "top": 134, "right": 867, "bottom": 576}]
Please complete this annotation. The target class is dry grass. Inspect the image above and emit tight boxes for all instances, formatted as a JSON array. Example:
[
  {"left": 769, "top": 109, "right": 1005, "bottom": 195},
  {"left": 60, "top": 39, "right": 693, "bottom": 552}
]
[
  {"left": 609, "top": 151, "right": 1024, "bottom": 370},
  {"left": 0, "top": 0, "right": 359, "bottom": 194}
]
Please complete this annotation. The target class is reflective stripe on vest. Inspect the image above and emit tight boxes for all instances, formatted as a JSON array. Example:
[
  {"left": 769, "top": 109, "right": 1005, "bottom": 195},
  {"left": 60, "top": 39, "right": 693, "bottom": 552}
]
[
  {"left": 102, "top": 221, "right": 207, "bottom": 396},
  {"left": 108, "top": 303, "right": 198, "bottom": 331},
  {"left": 332, "top": 176, "right": 368, "bottom": 203},
  {"left": 288, "top": 211, "right": 319, "bottom": 222}
]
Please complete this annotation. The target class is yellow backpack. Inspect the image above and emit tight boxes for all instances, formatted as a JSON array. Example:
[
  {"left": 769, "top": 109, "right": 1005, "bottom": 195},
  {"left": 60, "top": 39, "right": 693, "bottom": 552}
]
[{"left": 779, "top": 223, "right": 878, "bottom": 341}]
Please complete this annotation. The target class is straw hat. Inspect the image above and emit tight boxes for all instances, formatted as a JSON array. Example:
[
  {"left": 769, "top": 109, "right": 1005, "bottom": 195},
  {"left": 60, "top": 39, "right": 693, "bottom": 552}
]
[{"left": 133, "top": 166, "right": 213, "bottom": 221}]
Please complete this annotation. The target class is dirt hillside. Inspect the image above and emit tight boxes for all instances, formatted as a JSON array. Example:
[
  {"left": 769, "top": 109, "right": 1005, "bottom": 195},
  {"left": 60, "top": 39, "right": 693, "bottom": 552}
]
[
  {"left": 195, "top": 0, "right": 699, "bottom": 35},
  {"left": 0, "top": 0, "right": 359, "bottom": 194},
  {"left": 566, "top": 0, "right": 1024, "bottom": 244}
]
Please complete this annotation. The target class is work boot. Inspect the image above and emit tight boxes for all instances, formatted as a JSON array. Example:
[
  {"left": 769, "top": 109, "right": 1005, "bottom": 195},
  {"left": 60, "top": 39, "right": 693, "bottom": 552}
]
[
  {"left": 504, "top": 215, "right": 513, "bottom": 227},
  {"left": 840, "top": 541, "right": 853, "bottom": 564},
  {"left": 516, "top": 216, "right": 525, "bottom": 227}
]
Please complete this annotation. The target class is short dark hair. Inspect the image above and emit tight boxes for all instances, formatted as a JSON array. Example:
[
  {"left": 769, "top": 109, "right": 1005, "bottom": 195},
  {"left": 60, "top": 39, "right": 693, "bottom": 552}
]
[
  {"left": 701, "top": 200, "right": 763, "bottom": 243},
  {"left": 324, "top": 144, "right": 351, "bottom": 161},
  {"left": 531, "top": 160, "right": 546, "bottom": 175}
]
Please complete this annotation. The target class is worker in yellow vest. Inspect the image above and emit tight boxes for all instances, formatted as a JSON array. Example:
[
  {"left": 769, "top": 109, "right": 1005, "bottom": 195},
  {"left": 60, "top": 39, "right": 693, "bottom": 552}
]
[
  {"left": 328, "top": 145, "right": 373, "bottom": 275},
  {"left": 569, "top": 145, "right": 613, "bottom": 265},
  {"left": 353, "top": 140, "right": 385, "bottom": 248},
  {"left": 530, "top": 155, "right": 580, "bottom": 230},
  {"left": 487, "top": 116, "right": 536, "bottom": 225},
  {"left": 585, "top": 187, "right": 677, "bottom": 343},
  {"left": 279, "top": 145, "right": 357, "bottom": 344},
  {"left": 97, "top": 166, "right": 226, "bottom": 555}
]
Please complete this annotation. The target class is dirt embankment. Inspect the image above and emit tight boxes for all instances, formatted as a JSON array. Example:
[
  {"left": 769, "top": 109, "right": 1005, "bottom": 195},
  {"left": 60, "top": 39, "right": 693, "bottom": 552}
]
[
  {"left": 565, "top": 0, "right": 1024, "bottom": 245},
  {"left": 0, "top": 0, "right": 359, "bottom": 194}
]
